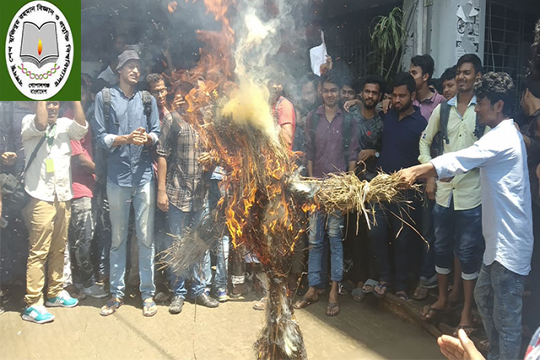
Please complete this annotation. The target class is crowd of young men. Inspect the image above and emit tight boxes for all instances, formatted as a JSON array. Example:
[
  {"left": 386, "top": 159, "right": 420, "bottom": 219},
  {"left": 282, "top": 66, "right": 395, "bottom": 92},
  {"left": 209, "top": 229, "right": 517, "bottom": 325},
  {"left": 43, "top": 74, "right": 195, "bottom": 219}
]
[{"left": 1, "top": 48, "right": 540, "bottom": 360}]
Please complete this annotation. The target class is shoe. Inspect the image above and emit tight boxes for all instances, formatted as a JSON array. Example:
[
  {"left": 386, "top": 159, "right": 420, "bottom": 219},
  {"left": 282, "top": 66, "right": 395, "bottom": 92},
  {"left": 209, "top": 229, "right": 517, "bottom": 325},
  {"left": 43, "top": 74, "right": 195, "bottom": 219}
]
[
  {"left": 45, "top": 290, "right": 79, "bottom": 308},
  {"left": 83, "top": 284, "right": 108, "bottom": 299},
  {"left": 169, "top": 295, "right": 185, "bottom": 314},
  {"left": 253, "top": 297, "right": 267, "bottom": 311},
  {"left": 195, "top": 293, "right": 219, "bottom": 308},
  {"left": 22, "top": 305, "right": 55, "bottom": 324},
  {"left": 216, "top": 290, "right": 229, "bottom": 302}
]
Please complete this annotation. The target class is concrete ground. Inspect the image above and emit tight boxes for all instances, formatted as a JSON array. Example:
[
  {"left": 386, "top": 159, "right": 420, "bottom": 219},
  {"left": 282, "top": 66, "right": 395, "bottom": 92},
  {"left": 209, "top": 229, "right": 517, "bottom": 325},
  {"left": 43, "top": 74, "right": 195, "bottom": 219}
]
[{"left": 0, "top": 289, "right": 443, "bottom": 360}]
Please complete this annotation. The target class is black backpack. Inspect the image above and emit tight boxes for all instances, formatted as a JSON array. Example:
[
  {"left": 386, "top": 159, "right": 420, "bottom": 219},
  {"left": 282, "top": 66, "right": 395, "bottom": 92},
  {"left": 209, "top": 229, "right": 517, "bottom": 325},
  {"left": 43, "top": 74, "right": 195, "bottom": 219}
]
[
  {"left": 93, "top": 88, "right": 153, "bottom": 184},
  {"left": 435, "top": 101, "right": 486, "bottom": 157},
  {"left": 309, "top": 109, "right": 353, "bottom": 163}
]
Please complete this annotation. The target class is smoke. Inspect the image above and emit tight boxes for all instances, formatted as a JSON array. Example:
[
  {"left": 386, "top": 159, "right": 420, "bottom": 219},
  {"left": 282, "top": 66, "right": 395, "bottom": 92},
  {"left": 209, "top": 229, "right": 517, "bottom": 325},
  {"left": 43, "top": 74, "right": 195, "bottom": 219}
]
[{"left": 220, "top": 0, "right": 308, "bottom": 140}]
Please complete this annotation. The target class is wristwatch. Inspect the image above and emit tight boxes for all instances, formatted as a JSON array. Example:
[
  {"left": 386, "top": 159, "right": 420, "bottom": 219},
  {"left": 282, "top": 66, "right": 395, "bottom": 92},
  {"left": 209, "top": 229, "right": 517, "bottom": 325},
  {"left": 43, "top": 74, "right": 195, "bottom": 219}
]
[{"left": 375, "top": 151, "right": 380, "bottom": 158}]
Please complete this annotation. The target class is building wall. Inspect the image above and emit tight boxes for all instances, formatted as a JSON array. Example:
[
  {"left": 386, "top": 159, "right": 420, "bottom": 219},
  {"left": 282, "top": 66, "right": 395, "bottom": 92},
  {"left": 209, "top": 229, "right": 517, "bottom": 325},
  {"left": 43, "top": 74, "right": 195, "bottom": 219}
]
[{"left": 403, "top": 0, "right": 487, "bottom": 77}]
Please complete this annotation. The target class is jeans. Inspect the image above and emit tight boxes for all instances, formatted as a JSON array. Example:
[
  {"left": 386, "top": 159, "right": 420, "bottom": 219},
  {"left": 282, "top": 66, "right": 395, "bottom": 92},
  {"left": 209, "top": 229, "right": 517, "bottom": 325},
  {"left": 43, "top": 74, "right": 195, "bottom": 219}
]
[
  {"left": 474, "top": 261, "right": 525, "bottom": 360},
  {"left": 214, "top": 235, "right": 229, "bottom": 292},
  {"left": 433, "top": 202, "right": 484, "bottom": 280},
  {"left": 94, "top": 183, "right": 111, "bottom": 281},
  {"left": 107, "top": 180, "right": 156, "bottom": 301},
  {"left": 68, "top": 197, "right": 96, "bottom": 288},
  {"left": 368, "top": 191, "right": 419, "bottom": 292},
  {"left": 307, "top": 210, "right": 344, "bottom": 288},
  {"left": 420, "top": 198, "right": 436, "bottom": 281},
  {"left": 166, "top": 206, "right": 206, "bottom": 298}
]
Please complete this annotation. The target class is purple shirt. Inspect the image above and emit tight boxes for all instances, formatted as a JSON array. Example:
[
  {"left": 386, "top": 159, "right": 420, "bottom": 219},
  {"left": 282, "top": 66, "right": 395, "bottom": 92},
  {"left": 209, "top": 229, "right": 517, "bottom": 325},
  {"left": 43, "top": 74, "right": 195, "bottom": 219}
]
[
  {"left": 305, "top": 105, "right": 360, "bottom": 178},
  {"left": 413, "top": 90, "right": 445, "bottom": 122}
]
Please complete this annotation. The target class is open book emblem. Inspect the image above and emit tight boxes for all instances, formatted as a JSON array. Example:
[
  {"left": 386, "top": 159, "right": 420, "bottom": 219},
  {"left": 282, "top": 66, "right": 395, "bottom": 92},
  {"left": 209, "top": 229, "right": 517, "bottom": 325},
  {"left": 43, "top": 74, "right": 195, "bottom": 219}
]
[{"left": 20, "top": 21, "right": 59, "bottom": 69}]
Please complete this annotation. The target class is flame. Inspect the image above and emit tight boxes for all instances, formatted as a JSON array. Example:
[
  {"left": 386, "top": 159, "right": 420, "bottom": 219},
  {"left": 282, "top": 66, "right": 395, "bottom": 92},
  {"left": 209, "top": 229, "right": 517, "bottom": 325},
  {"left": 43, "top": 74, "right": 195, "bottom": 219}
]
[{"left": 37, "top": 39, "right": 42, "bottom": 56}]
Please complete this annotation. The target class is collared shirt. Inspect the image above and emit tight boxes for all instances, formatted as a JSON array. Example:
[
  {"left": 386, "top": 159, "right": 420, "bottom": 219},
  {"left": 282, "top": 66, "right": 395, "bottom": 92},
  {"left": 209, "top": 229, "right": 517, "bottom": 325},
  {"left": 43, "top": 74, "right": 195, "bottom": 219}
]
[
  {"left": 521, "top": 108, "right": 540, "bottom": 207},
  {"left": 419, "top": 95, "right": 486, "bottom": 210},
  {"left": 70, "top": 129, "right": 95, "bottom": 199},
  {"left": 413, "top": 89, "right": 445, "bottom": 122},
  {"left": 305, "top": 105, "right": 360, "bottom": 179},
  {"left": 21, "top": 115, "right": 88, "bottom": 202},
  {"left": 157, "top": 110, "right": 209, "bottom": 212},
  {"left": 431, "top": 119, "right": 533, "bottom": 276},
  {"left": 377, "top": 106, "right": 427, "bottom": 174},
  {"left": 92, "top": 86, "right": 160, "bottom": 188},
  {"left": 353, "top": 108, "right": 383, "bottom": 181},
  {"left": 272, "top": 96, "right": 296, "bottom": 149}
]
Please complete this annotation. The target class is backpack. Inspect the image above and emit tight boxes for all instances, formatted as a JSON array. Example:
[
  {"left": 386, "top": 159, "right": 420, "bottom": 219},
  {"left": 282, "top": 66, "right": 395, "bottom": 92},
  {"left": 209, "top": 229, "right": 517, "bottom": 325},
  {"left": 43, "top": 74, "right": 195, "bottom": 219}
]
[
  {"left": 309, "top": 109, "right": 353, "bottom": 163},
  {"left": 94, "top": 88, "right": 153, "bottom": 184},
  {"left": 436, "top": 101, "right": 486, "bottom": 157}
]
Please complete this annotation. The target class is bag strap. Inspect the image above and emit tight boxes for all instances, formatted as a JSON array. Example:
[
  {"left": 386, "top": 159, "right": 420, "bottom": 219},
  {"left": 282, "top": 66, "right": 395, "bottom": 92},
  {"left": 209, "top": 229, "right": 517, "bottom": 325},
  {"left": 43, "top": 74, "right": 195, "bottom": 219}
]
[
  {"left": 342, "top": 112, "right": 352, "bottom": 163},
  {"left": 438, "top": 101, "right": 451, "bottom": 156},
  {"left": 19, "top": 133, "right": 47, "bottom": 180},
  {"left": 141, "top": 90, "right": 153, "bottom": 131},
  {"left": 102, "top": 88, "right": 111, "bottom": 127}
]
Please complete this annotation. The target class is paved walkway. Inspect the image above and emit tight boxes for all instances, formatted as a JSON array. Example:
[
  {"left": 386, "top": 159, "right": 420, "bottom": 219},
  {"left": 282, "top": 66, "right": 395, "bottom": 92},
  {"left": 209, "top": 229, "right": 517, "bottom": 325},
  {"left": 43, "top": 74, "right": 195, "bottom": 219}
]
[{"left": 0, "top": 292, "right": 443, "bottom": 360}]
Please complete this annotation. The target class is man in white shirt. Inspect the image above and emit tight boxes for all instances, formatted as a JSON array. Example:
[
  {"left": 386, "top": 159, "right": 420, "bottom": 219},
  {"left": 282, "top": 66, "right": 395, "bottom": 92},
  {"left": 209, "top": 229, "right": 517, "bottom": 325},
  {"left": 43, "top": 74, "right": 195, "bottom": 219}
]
[
  {"left": 21, "top": 101, "right": 88, "bottom": 324},
  {"left": 399, "top": 72, "right": 533, "bottom": 360}
]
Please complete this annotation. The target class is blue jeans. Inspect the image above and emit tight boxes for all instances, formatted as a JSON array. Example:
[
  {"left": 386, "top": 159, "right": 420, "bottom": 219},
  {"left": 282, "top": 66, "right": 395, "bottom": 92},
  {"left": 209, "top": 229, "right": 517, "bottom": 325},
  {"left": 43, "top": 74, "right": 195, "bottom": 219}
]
[
  {"left": 214, "top": 235, "right": 229, "bottom": 292},
  {"left": 166, "top": 206, "right": 206, "bottom": 298},
  {"left": 107, "top": 180, "right": 156, "bottom": 300},
  {"left": 433, "top": 202, "right": 484, "bottom": 279},
  {"left": 94, "top": 183, "right": 111, "bottom": 281},
  {"left": 307, "top": 210, "right": 344, "bottom": 288},
  {"left": 474, "top": 261, "right": 525, "bottom": 360}
]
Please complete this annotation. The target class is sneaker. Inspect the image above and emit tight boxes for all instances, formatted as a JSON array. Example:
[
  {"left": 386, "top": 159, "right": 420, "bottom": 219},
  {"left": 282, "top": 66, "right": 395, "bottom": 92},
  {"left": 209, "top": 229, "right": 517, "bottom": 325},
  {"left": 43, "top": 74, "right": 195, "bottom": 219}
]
[
  {"left": 195, "top": 293, "right": 219, "bottom": 308},
  {"left": 45, "top": 290, "right": 79, "bottom": 308},
  {"left": 83, "top": 284, "right": 108, "bottom": 299},
  {"left": 253, "top": 296, "right": 267, "bottom": 311},
  {"left": 22, "top": 305, "right": 55, "bottom": 324},
  {"left": 169, "top": 295, "right": 185, "bottom": 314},
  {"left": 216, "top": 290, "right": 229, "bottom": 302}
]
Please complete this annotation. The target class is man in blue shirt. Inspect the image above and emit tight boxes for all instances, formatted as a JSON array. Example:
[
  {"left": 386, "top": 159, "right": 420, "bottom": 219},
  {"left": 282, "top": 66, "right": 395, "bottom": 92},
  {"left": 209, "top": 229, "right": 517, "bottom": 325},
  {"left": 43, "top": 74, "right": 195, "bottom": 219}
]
[
  {"left": 91, "top": 50, "right": 160, "bottom": 317},
  {"left": 369, "top": 72, "right": 427, "bottom": 300}
]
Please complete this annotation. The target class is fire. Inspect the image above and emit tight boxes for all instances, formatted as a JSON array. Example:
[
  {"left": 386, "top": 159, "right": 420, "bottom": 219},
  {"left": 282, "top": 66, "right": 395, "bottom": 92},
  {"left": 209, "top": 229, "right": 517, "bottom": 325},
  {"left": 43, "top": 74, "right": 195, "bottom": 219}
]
[{"left": 37, "top": 39, "right": 42, "bottom": 56}]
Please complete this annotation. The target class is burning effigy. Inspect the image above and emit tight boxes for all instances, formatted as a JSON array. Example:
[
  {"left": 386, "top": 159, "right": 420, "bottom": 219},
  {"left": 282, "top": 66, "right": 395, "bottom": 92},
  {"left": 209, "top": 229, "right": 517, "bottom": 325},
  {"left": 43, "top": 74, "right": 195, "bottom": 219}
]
[{"left": 157, "top": 1, "right": 419, "bottom": 359}]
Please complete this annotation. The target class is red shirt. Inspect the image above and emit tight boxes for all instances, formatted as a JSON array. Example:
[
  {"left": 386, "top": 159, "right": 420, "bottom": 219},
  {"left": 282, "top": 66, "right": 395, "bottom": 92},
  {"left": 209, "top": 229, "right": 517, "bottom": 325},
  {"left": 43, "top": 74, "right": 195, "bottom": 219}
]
[
  {"left": 272, "top": 96, "right": 296, "bottom": 149},
  {"left": 70, "top": 126, "right": 95, "bottom": 199}
]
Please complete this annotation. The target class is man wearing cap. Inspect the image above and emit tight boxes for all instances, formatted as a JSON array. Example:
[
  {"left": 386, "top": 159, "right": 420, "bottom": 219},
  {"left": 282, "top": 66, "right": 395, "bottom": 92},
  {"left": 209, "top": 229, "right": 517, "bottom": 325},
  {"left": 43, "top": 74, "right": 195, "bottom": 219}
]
[{"left": 91, "top": 50, "right": 161, "bottom": 317}]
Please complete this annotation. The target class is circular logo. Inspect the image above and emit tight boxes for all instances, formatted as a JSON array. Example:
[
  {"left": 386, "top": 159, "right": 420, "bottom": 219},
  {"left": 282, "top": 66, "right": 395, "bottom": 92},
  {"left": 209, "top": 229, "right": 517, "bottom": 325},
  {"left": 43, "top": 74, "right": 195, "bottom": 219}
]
[{"left": 5, "top": 1, "right": 74, "bottom": 100}]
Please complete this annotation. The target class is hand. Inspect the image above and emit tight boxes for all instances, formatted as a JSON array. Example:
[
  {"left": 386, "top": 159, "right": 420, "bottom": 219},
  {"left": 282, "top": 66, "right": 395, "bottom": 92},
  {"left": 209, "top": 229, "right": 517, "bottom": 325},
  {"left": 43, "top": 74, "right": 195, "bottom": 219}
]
[
  {"left": 437, "top": 329, "right": 485, "bottom": 360},
  {"left": 344, "top": 99, "right": 361, "bottom": 113},
  {"left": 397, "top": 167, "right": 418, "bottom": 187},
  {"left": 127, "top": 127, "right": 147, "bottom": 146},
  {"left": 157, "top": 190, "right": 169, "bottom": 212},
  {"left": 426, "top": 177, "right": 437, "bottom": 200},
  {"left": 382, "top": 99, "right": 391, "bottom": 114},
  {"left": 357, "top": 149, "right": 377, "bottom": 163},
  {"left": 1, "top": 152, "right": 17, "bottom": 166},
  {"left": 167, "top": 1, "right": 178, "bottom": 13},
  {"left": 198, "top": 152, "right": 213, "bottom": 170}
]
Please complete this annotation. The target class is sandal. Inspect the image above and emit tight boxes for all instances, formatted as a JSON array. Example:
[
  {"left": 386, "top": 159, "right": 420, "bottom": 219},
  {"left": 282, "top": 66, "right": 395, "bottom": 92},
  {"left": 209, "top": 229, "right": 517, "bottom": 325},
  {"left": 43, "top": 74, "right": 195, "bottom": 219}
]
[
  {"left": 362, "top": 279, "right": 378, "bottom": 294},
  {"left": 143, "top": 300, "right": 158, "bottom": 317},
  {"left": 351, "top": 288, "right": 365, "bottom": 302},
  {"left": 373, "top": 282, "right": 390, "bottom": 298},
  {"left": 100, "top": 298, "right": 123, "bottom": 316},
  {"left": 420, "top": 304, "right": 450, "bottom": 321},
  {"left": 413, "top": 284, "right": 429, "bottom": 300},
  {"left": 326, "top": 302, "right": 340, "bottom": 317},
  {"left": 293, "top": 296, "right": 318, "bottom": 309},
  {"left": 453, "top": 325, "right": 476, "bottom": 337},
  {"left": 396, "top": 292, "right": 410, "bottom": 302}
]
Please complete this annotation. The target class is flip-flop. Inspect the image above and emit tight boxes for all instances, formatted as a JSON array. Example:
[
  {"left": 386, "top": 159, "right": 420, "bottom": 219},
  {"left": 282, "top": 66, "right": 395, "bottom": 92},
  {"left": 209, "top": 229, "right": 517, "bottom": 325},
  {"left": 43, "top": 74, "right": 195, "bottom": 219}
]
[
  {"left": 351, "top": 288, "right": 365, "bottom": 302},
  {"left": 100, "top": 299, "right": 123, "bottom": 316},
  {"left": 373, "top": 283, "right": 390, "bottom": 298},
  {"left": 453, "top": 325, "right": 476, "bottom": 337},
  {"left": 420, "top": 304, "right": 450, "bottom": 321},
  {"left": 326, "top": 302, "right": 340, "bottom": 317},
  {"left": 293, "top": 296, "right": 318, "bottom": 309},
  {"left": 362, "top": 279, "right": 378, "bottom": 294},
  {"left": 143, "top": 300, "right": 158, "bottom": 317},
  {"left": 413, "top": 284, "right": 429, "bottom": 300},
  {"left": 396, "top": 292, "right": 410, "bottom": 302}
]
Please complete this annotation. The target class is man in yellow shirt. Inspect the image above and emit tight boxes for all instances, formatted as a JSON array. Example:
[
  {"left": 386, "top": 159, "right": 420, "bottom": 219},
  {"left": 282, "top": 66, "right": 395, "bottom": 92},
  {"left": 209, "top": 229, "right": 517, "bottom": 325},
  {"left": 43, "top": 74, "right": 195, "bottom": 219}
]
[{"left": 418, "top": 54, "right": 487, "bottom": 335}]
